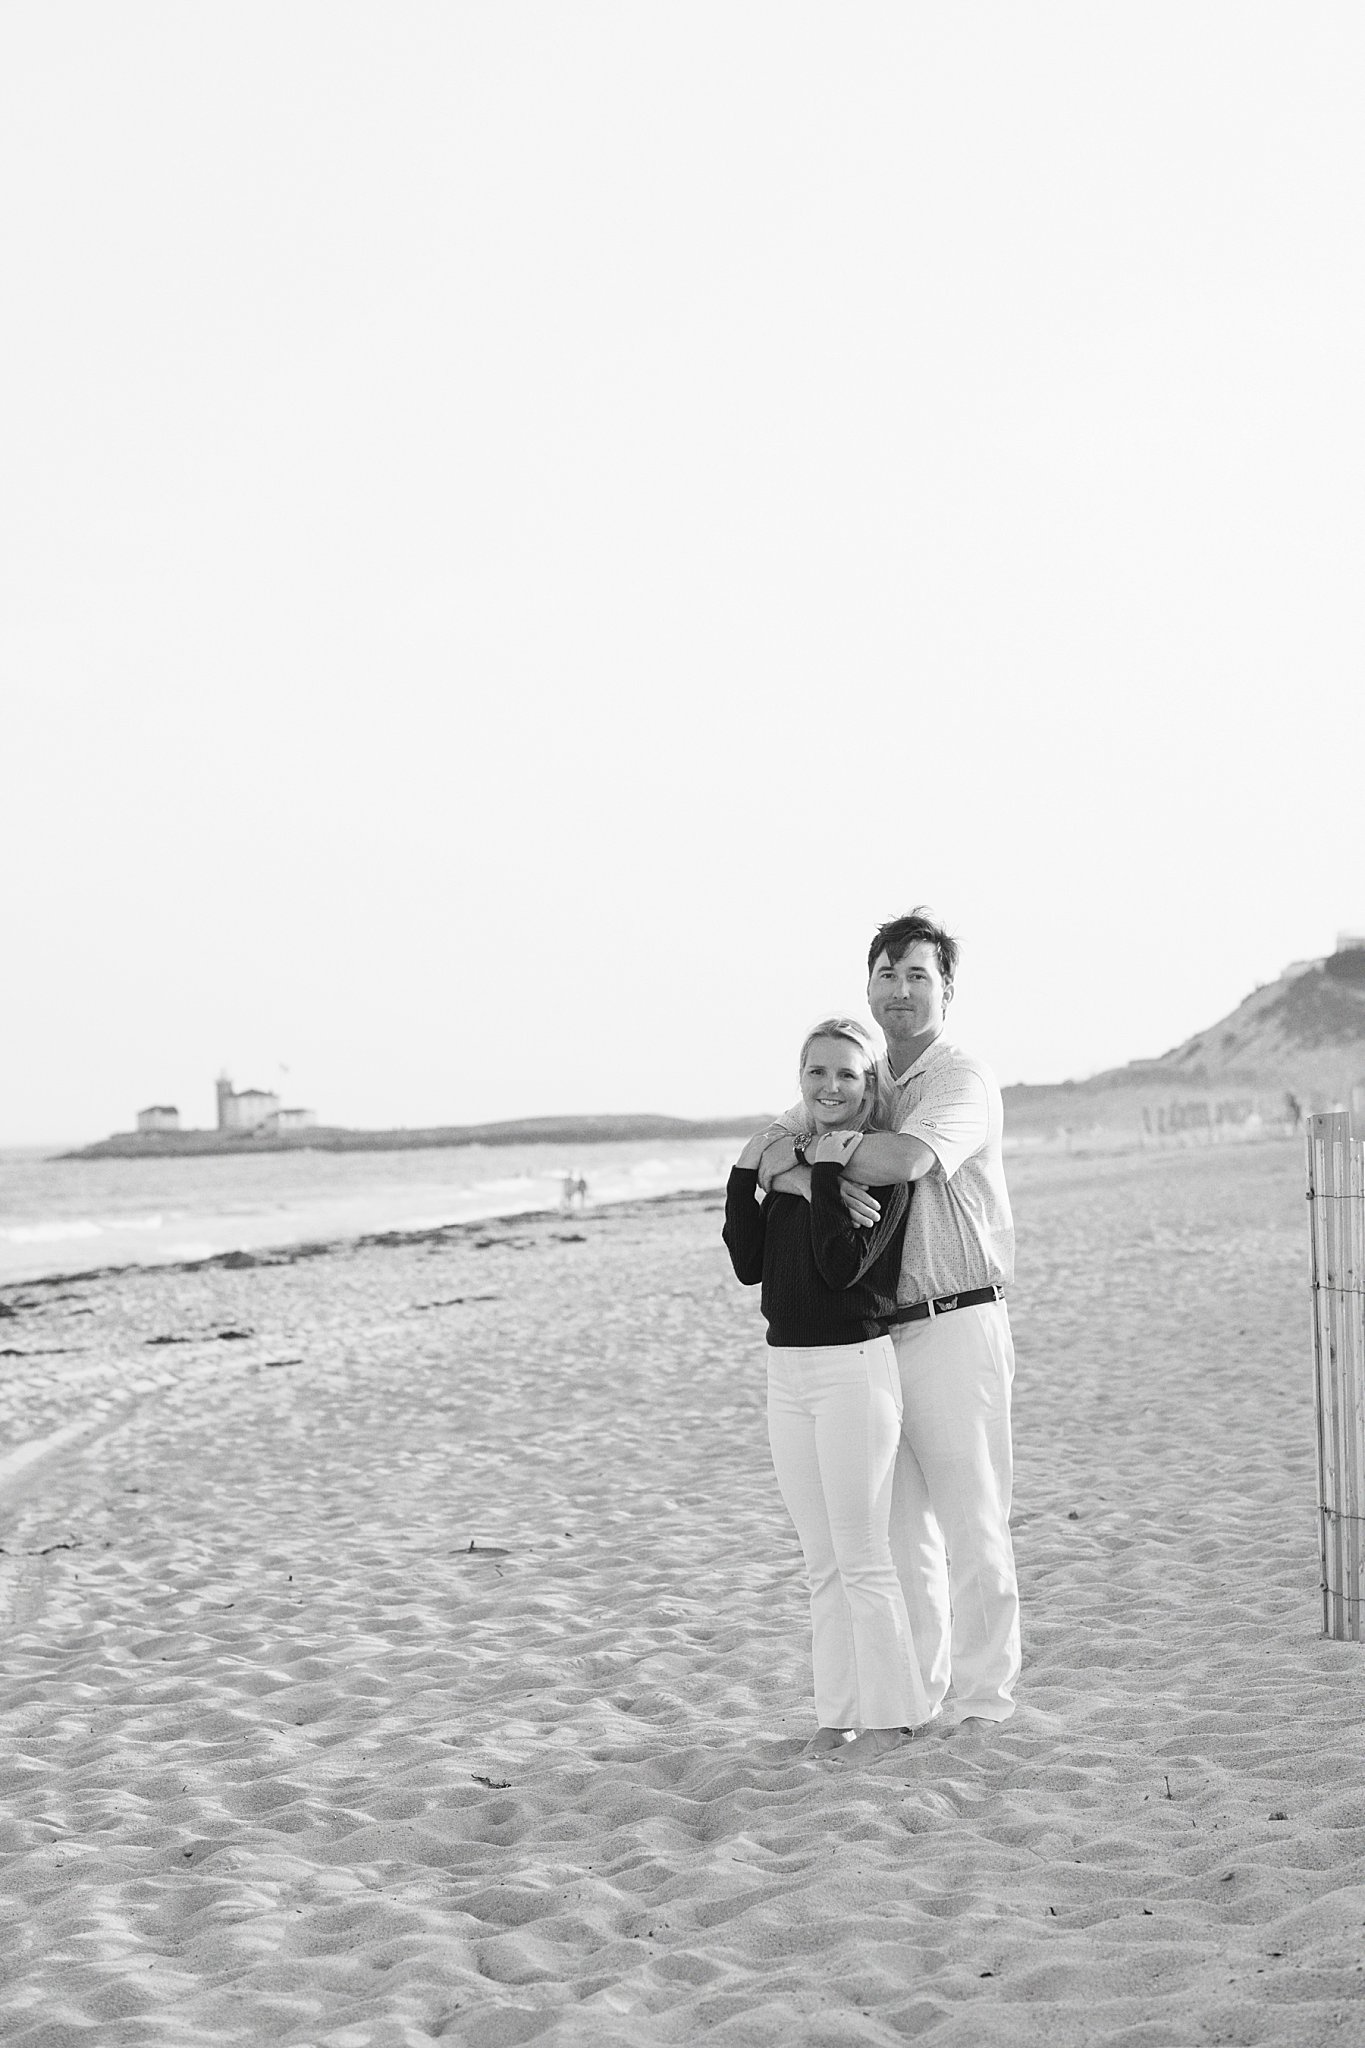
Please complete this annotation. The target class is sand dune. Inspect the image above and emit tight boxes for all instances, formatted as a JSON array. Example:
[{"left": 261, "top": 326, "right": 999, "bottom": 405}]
[{"left": 2, "top": 1141, "right": 1364, "bottom": 2044}]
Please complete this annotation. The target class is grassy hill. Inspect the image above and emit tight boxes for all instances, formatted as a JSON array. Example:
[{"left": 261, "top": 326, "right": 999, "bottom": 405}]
[
  {"left": 1118, "top": 952, "right": 1365, "bottom": 1093},
  {"left": 1003, "top": 950, "right": 1365, "bottom": 1146}
]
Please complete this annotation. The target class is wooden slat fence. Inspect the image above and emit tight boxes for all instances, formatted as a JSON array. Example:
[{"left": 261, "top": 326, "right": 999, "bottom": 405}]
[{"left": 1306, "top": 1110, "right": 1365, "bottom": 1640}]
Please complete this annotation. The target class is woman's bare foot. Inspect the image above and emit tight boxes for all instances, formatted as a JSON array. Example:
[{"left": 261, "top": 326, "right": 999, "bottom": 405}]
[
  {"left": 801, "top": 1727, "right": 855, "bottom": 1757},
  {"left": 833, "top": 1725, "right": 916, "bottom": 1762}
]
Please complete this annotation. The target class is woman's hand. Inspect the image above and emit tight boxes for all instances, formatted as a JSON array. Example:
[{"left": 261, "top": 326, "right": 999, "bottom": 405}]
[
  {"left": 735, "top": 1131, "right": 774, "bottom": 1171},
  {"left": 809, "top": 1130, "right": 880, "bottom": 1226},
  {"left": 758, "top": 1136, "right": 800, "bottom": 1188},
  {"left": 807, "top": 1129, "right": 865, "bottom": 1168}
]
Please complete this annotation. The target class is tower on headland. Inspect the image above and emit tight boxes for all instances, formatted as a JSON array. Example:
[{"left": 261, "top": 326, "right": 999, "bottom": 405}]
[
  {"left": 214, "top": 1072, "right": 315, "bottom": 1134},
  {"left": 216, "top": 1072, "right": 281, "bottom": 1132}
]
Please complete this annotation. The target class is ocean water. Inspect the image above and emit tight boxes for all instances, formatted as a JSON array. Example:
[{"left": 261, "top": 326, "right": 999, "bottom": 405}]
[{"left": 0, "top": 1137, "right": 742, "bottom": 1286}]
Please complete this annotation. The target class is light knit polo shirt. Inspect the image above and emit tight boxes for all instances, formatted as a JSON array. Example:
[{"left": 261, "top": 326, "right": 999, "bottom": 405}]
[
  {"left": 883, "top": 1035, "right": 1014, "bottom": 1304},
  {"left": 773, "top": 1033, "right": 1014, "bottom": 1303}
]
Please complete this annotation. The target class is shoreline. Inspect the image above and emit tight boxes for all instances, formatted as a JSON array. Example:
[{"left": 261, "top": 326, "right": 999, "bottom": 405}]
[
  {"left": 0, "top": 1183, "right": 723, "bottom": 1299},
  {"left": 2, "top": 1133, "right": 1306, "bottom": 1297}
]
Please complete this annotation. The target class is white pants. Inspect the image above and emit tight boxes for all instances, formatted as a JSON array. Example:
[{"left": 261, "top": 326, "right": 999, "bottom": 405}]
[
  {"left": 767, "top": 1338, "right": 931, "bottom": 1731},
  {"left": 889, "top": 1301, "right": 1020, "bottom": 1723}
]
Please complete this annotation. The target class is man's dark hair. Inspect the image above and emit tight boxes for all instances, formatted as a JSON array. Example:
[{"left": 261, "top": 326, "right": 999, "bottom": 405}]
[{"left": 866, "top": 908, "right": 959, "bottom": 986}]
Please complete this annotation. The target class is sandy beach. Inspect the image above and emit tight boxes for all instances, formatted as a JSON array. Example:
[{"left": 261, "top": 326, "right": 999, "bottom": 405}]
[{"left": 2, "top": 1137, "right": 1363, "bottom": 2046}]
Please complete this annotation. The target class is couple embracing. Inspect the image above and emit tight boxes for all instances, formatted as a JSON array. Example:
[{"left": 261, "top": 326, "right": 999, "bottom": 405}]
[{"left": 723, "top": 908, "right": 1019, "bottom": 1761}]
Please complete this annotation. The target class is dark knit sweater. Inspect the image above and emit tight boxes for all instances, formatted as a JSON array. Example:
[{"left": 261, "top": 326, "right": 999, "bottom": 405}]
[{"left": 723, "top": 1162, "right": 911, "bottom": 1347}]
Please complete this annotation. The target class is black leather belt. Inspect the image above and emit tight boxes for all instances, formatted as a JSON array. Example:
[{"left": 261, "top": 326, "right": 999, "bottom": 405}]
[{"left": 884, "top": 1282, "right": 1005, "bottom": 1327}]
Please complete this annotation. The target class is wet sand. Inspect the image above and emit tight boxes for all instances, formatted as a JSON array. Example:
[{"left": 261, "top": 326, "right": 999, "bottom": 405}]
[{"left": 2, "top": 1138, "right": 1362, "bottom": 2046}]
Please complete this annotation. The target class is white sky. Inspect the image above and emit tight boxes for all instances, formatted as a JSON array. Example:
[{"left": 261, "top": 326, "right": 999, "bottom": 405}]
[{"left": 4, "top": 4, "right": 1364, "bottom": 1143}]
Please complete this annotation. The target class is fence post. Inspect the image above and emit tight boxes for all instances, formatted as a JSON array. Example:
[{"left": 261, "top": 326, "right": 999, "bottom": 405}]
[{"left": 1306, "top": 1111, "right": 1365, "bottom": 1640}]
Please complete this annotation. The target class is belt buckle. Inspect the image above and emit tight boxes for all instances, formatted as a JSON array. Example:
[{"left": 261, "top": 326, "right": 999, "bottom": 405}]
[{"left": 930, "top": 1293, "right": 957, "bottom": 1318}]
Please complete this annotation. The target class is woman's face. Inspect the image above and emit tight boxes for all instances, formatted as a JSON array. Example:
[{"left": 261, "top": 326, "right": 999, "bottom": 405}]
[{"left": 799, "top": 1035, "right": 872, "bottom": 1130}]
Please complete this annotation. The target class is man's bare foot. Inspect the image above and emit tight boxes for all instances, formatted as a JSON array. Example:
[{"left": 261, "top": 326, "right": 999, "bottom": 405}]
[
  {"left": 801, "top": 1727, "right": 855, "bottom": 1757},
  {"left": 933, "top": 1713, "right": 1006, "bottom": 1741},
  {"left": 833, "top": 1726, "right": 916, "bottom": 1762}
]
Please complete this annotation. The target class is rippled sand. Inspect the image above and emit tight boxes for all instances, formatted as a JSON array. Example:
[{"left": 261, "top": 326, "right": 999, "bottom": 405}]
[{"left": 2, "top": 1139, "right": 1362, "bottom": 2046}]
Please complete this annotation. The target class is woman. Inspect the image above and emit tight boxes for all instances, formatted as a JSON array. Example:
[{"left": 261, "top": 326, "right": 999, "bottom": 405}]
[{"left": 723, "top": 1018, "right": 930, "bottom": 1759}]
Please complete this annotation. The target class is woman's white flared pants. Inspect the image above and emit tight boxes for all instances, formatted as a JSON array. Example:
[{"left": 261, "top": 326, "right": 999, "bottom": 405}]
[{"left": 766, "top": 1337, "right": 931, "bottom": 1731}]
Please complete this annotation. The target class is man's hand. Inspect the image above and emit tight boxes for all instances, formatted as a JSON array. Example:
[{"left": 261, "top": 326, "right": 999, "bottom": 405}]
[{"left": 839, "top": 1179, "right": 882, "bottom": 1228}]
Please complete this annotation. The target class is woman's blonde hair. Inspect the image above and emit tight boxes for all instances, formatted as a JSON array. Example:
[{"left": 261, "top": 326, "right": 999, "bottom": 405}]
[{"left": 797, "top": 1016, "right": 886, "bottom": 1133}]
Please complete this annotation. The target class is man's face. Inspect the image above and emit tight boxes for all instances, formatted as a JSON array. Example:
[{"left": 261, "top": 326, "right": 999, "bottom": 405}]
[{"left": 867, "top": 941, "right": 951, "bottom": 1043}]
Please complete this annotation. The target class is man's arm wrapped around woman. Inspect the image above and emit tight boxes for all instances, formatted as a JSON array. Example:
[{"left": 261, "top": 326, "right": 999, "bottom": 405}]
[{"left": 807, "top": 1163, "right": 910, "bottom": 1290}]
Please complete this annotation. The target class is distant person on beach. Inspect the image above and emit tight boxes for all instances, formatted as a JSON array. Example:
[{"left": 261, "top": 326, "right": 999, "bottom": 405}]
[
  {"left": 723, "top": 1018, "right": 932, "bottom": 1760},
  {"left": 759, "top": 911, "right": 1020, "bottom": 1731}
]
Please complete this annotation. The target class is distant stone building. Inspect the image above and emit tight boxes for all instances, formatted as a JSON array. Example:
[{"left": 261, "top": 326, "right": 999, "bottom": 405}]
[
  {"left": 1327, "top": 936, "right": 1365, "bottom": 986},
  {"left": 136, "top": 1105, "right": 181, "bottom": 1133},
  {"left": 215, "top": 1074, "right": 317, "bottom": 1134},
  {"left": 267, "top": 1107, "right": 317, "bottom": 1133},
  {"left": 216, "top": 1075, "right": 281, "bottom": 1132}
]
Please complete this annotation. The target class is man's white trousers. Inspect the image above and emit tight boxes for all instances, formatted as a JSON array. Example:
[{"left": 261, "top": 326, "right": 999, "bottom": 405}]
[{"left": 889, "top": 1301, "right": 1020, "bottom": 1723}]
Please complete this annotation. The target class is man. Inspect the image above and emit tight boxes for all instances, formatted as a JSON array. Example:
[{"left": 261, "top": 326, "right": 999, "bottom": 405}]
[{"left": 761, "top": 908, "right": 1020, "bottom": 1729}]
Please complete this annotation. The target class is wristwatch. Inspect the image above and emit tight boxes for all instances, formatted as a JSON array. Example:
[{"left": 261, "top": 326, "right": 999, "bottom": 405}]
[{"left": 793, "top": 1134, "right": 811, "bottom": 1167}]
